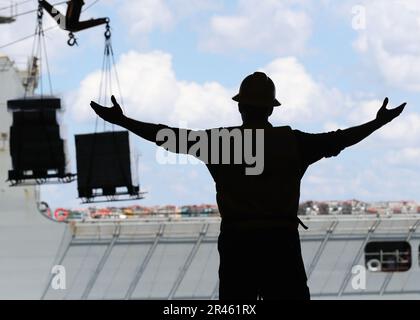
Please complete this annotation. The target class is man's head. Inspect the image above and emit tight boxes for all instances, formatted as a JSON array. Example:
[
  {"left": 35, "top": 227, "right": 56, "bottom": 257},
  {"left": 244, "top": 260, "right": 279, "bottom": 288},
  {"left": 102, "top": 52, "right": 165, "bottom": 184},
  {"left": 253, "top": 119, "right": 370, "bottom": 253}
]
[{"left": 233, "top": 72, "right": 280, "bottom": 123}]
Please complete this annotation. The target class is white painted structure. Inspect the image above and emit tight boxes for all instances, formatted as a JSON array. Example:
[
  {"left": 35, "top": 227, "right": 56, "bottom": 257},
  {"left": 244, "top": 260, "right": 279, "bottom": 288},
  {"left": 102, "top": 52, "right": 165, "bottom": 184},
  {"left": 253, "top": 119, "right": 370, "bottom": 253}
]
[{"left": 0, "top": 54, "right": 66, "bottom": 299}]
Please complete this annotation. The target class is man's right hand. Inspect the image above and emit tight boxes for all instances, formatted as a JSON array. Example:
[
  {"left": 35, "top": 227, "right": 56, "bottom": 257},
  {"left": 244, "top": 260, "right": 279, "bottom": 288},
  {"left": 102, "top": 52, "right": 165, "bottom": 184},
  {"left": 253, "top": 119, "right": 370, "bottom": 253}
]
[
  {"left": 90, "top": 95, "right": 125, "bottom": 126},
  {"left": 376, "top": 97, "right": 407, "bottom": 125}
]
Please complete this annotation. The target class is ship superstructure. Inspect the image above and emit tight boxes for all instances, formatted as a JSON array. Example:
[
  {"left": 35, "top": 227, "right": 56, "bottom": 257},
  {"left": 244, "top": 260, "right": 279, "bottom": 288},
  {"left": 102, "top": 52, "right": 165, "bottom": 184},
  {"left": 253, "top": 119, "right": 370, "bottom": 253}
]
[{"left": 0, "top": 54, "right": 66, "bottom": 299}]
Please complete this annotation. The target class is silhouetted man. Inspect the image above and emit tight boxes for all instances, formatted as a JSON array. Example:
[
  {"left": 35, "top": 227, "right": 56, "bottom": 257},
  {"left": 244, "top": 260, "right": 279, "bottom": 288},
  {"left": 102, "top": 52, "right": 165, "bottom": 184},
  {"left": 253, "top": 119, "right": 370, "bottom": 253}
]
[{"left": 91, "top": 72, "right": 406, "bottom": 300}]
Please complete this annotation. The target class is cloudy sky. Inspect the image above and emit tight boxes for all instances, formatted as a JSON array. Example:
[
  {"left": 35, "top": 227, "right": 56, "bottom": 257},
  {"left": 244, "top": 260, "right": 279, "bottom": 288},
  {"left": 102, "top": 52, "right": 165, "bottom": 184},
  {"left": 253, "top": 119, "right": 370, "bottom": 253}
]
[{"left": 1, "top": 0, "right": 419, "bottom": 208}]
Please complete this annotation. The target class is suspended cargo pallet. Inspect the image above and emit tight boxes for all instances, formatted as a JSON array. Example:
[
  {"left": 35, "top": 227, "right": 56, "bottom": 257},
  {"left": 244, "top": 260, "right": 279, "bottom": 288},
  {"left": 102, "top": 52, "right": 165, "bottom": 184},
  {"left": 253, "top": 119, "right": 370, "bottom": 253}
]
[
  {"left": 7, "top": 97, "right": 76, "bottom": 186},
  {"left": 75, "top": 131, "right": 145, "bottom": 203}
]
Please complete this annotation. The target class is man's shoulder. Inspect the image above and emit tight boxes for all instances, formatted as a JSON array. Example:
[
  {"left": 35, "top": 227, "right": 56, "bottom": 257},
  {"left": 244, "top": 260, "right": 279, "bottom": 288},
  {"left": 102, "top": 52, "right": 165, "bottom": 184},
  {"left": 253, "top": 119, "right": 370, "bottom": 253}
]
[
  {"left": 273, "top": 125, "right": 292, "bottom": 131},
  {"left": 271, "top": 125, "right": 294, "bottom": 136},
  {"left": 211, "top": 125, "right": 293, "bottom": 130},
  {"left": 202, "top": 125, "right": 295, "bottom": 134}
]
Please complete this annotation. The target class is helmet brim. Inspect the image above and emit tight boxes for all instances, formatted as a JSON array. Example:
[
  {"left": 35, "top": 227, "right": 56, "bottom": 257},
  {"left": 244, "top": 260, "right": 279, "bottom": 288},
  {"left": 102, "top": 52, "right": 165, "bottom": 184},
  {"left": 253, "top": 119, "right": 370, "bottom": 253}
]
[{"left": 232, "top": 94, "right": 281, "bottom": 107}]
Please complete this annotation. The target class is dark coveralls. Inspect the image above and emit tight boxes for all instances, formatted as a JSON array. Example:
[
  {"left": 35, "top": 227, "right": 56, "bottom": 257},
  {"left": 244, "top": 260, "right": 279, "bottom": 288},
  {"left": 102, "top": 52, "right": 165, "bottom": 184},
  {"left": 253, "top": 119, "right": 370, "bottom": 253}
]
[{"left": 156, "top": 123, "right": 347, "bottom": 300}]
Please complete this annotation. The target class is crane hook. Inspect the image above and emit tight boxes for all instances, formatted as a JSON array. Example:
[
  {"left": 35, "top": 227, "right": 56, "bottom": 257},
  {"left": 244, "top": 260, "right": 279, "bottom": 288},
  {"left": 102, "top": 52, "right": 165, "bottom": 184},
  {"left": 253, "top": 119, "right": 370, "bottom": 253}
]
[
  {"left": 67, "top": 32, "right": 78, "bottom": 46},
  {"left": 104, "top": 19, "right": 111, "bottom": 40}
]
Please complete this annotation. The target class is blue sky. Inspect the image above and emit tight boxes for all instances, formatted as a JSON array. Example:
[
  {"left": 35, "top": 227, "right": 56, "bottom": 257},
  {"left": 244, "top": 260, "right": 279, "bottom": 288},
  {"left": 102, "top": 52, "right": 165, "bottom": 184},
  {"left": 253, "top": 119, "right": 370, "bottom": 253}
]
[{"left": 1, "top": 0, "right": 420, "bottom": 208}]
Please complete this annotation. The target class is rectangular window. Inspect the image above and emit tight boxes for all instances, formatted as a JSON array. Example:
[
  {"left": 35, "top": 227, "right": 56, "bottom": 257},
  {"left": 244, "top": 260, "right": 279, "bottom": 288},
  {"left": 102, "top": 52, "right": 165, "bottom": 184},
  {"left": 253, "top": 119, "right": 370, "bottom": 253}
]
[{"left": 365, "top": 241, "right": 411, "bottom": 272}]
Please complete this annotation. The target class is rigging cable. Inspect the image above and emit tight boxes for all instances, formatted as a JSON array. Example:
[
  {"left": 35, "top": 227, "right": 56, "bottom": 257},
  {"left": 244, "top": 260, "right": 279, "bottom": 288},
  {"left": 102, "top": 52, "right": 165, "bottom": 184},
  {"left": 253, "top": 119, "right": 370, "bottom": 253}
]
[
  {"left": 0, "top": 0, "right": 33, "bottom": 12},
  {"left": 24, "top": 2, "right": 53, "bottom": 97},
  {"left": 3, "top": 1, "right": 67, "bottom": 18},
  {"left": 83, "top": 22, "right": 136, "bottom": 203},
  {"left": 82, "top": 0, "right": 100, "bottom": 12},
  {"left": 0, "top": 0, "right": 102, "bottom": 49},
  {"left": 0, "top": 0, "right": 101, "bottom": 15},
  {"left": 0, "top": 24, "right": 58, "bottom": 50}
]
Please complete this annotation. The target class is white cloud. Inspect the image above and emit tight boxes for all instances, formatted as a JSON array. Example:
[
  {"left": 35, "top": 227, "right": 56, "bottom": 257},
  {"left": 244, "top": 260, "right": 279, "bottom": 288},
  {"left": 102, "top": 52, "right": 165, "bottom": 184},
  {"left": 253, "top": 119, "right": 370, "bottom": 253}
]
[
  {"left": 118, "top": 0, "right": 174, "bottom": 35},
  {"left": 378, "top": 112, "right": 420, "bottom": 146},
  {"left": 68, "top": 50, "right": 239, "bottom": 128},
  {"left": 116, "top": 0, "right": 220, "bottom": 37},
  {"left": 303, "top": 161, "right": 420, "bottom": 201},
  {"left": 262, "top": 57, "right": 345, "bottom": 124},
  {"left": 347, "top": 99, "right": 381, "bottom": 124},
  {"left": 165, "top": 0, "right": 222, "bottom": 19},
  {"left": 323, "top": 121, "right": 343, "bottom": 132},
  {"left": 0, "top": 2, "right": 70, "bottom": 68},
  {"left": 68, "top": 51, "right": 347, "bottom": 128},
  {"left": 200, "top": 0, "right": 312, "bottom": 54},
  {"left": 385, "top": 148, "right": 420, "bottom": 167},
  {"left": 351, "top": 0, "right": 420, "bottom": 91}
]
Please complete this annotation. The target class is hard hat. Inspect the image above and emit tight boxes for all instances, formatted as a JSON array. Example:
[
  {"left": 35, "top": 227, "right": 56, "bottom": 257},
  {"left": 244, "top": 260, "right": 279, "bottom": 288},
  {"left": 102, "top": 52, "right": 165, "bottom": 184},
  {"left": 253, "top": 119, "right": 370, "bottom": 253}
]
[{"left": 232, "top": 72, "right": 281, "bottom": 107}]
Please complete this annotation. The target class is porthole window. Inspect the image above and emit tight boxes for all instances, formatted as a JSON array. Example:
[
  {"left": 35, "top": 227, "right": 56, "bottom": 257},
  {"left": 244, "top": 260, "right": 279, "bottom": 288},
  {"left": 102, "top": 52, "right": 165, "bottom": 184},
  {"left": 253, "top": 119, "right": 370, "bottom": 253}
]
[{"left": 365, "top": 241, "right": 411, "bottom": 272}]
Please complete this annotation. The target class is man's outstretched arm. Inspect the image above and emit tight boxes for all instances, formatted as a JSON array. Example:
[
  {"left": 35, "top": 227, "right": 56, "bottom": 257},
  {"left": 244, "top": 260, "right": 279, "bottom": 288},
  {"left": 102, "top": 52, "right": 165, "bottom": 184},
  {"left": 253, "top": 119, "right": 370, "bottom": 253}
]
[
  {"left": 90, "top": 96, "right": 198, "bottom": 155},
  {"left": 295, "top": 98, "right": 407, "bottom": 167},
  {"left": 90, "top": 96, "right": 164, "bottom": 143},
  {"left": 340, "top": 97, "right": 406, "bottom": 148}
]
